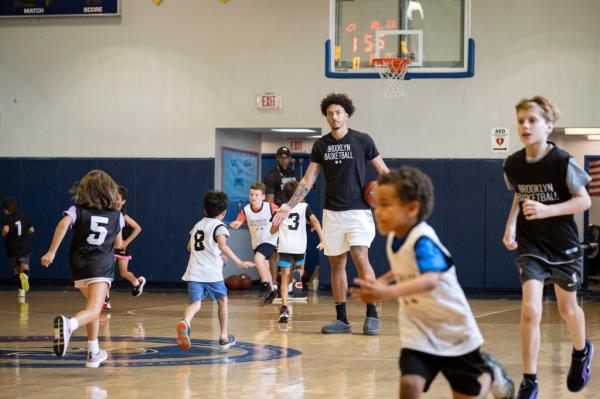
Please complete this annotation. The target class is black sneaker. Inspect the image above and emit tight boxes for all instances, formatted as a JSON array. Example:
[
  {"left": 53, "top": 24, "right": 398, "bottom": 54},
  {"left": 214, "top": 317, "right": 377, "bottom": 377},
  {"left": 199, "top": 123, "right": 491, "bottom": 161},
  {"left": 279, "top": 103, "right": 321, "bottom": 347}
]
[
  {"left": 263, "top": 288, "right": 277, "bottom": 305},
  {"left": 279, "top": 306, "right": 290, "bottom": 323},
  {"left": 131, "top": 276, "right": 146, "bottom": 297},
  {"left": 516, "top": 379, "right": 538, "bottom": 399},
  {"left": 567, "top": 339, "right": 594, "bottom": 392},
  {"left": 102, "top": 296, "right": 111, "bottom": 310}
]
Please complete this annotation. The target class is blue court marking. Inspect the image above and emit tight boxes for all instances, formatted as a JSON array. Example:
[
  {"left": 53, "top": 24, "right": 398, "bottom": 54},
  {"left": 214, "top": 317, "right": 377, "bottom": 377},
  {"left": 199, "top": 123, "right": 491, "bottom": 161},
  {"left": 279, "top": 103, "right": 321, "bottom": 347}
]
[{"left": 0, "top": 336, "right": 301, "bottom": 368}]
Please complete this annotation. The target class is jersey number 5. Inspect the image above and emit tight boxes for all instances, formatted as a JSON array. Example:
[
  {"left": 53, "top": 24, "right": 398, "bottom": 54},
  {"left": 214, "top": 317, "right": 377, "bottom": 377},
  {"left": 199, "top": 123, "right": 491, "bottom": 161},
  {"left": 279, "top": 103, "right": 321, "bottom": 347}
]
[
  {"left": 194, "top": 230, "right": 205, "bottom": 251},
  {"left": 87, "top": 216, "right": 109, "bottom": 246}
]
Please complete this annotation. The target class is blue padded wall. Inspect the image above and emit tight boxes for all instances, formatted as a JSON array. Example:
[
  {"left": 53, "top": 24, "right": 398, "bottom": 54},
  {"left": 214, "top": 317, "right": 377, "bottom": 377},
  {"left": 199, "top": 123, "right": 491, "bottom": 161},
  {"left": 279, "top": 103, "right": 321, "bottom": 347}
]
[{"left": 0, "top": 157, "right": 519, "bottom": 289}]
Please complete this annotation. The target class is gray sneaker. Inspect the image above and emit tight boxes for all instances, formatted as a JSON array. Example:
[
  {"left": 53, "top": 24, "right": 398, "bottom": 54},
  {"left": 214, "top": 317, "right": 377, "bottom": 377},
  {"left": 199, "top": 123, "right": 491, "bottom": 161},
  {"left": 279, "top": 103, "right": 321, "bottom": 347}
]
[
  {"left": 482, "top": 352, "right": 515, "bottom": 399},
  {"left": 53, "top": 315, "right": 72, "bottom": 357},
  {"left": 321, "top": 320, "right": 352, "bottom": 334},
  {"left": 86, "top": 349, "right": 108, "bottom": 368},
  {"left": 363, "top": 317, "right": 380, "bottom": 336}
]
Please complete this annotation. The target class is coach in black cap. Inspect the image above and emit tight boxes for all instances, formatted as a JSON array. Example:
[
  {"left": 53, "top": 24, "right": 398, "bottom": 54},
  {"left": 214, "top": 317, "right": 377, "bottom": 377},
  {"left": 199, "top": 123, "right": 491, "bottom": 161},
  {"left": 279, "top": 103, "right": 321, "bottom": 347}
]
[{"left": 264, "top": 146, "right": 297, "bottom": 206}]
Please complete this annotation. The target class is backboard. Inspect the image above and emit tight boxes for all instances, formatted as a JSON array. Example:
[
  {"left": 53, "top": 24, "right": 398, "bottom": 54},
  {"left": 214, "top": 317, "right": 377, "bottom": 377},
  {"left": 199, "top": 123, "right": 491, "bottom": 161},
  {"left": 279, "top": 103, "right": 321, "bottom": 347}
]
[{"left": 326, "top": 0, "right": 474, "bottom": 79}]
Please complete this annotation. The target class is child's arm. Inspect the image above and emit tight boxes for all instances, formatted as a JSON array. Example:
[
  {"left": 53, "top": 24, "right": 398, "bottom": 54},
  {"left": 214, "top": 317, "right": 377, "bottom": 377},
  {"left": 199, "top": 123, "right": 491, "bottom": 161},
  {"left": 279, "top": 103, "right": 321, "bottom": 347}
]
[
  {"left": 376, "top": 270, "right": 396, "bottom": 285},
  {"left": 503, "top": 193, "right": 520, "bottom": 251},
  {"left": 521, "top": 186, "right": 591, "bottom": 220},
  {"left": 216, "top": 235, "right": 254, "bottom": 269},
  {"left": 229, "top": 210, "right": 246, "bottom": 229},
  {"left": 41, "top": 215, "right": 72, "bottom": 267},
  {"left": 350, "top": 272, "right": 442, "bottom": 303},
  {"left": 270, "top": 224, "right": 279, "bottom": 234},
  {"left": 114, "top": 232, "right": 123, "bottom": 251},
  {"left": 121, "top": 215, "right": 141, "bottom": 248},
  {"left": 28, "top": 226, "right": 35, "bottom": 234},
  {"left": 308, "top": 214, "right": 325, "bottom": 251},
  {"left": 1, "top": 225, "right": 7, "bottom": 239},
  {"left": 187, "top": 235, "right": 192, "bottom": 253}
]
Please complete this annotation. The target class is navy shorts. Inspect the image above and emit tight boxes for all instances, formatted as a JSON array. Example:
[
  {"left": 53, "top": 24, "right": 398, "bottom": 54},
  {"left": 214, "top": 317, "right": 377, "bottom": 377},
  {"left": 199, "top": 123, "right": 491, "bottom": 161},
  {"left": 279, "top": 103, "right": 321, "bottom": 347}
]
[
  {"left": 188, "top": 281, "right": 228, "bottom": 304},
  {"left": 399, "top": 348, "right": 492, "bottom": 396},
  {"left": 516, "top": 256, "right": 582, "bottom": 292},
  {"left": 277, "top": 253, "right": 305, "bottom": 268},
  {"left": 254, "top": 243, "right": 277, "bottom": 259}
]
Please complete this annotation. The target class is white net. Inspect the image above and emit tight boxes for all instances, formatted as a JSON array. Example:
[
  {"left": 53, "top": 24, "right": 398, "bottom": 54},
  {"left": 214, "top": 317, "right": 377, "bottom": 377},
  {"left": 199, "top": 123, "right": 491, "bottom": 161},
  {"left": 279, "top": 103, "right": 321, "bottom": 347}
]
[{"left": 373, "top": 58, "right": 412, "bottom": 97}]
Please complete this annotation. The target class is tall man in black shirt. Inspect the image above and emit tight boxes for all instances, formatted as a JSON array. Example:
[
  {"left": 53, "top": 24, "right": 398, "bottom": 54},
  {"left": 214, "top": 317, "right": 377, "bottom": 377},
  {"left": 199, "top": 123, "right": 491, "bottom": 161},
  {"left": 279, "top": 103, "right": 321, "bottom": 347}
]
[{"left": 273, "top": 93, "right": 389, "bottom": 335}]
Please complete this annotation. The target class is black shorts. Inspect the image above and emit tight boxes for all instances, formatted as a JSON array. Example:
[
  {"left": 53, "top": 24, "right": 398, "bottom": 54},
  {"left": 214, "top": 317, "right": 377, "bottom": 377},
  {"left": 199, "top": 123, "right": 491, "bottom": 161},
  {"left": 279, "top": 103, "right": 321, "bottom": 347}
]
[
  {"left": 8, "top": 254, "right": 31, "bottom": 268},
  {"left": 516, "top": 256, "right": 582, "bottom": 292},
  {"left": 399, "top": 348, "right": 491, "bottom": 396},
  {"left": 254, "top": 243, "right": 277, "bottom": 259},
  {"left": 277, "top": 253, "right": 305, "bottom": 268}
]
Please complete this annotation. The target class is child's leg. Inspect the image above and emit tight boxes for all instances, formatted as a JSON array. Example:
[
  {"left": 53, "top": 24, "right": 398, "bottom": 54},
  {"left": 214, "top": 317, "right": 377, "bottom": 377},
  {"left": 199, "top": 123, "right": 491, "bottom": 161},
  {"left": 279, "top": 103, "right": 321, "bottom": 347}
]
[
  {"left": 254, "top": 252, "right": 273, "bottom": 285},
  {"left": 216, "top": 297, "right": 229, "bottom": 341},
  {"left": 117, "top": 258, "right": 139, "bottom": 286},
  {"left": 269, "top": 253, "right": 278, "bottom": 289},
  {"left": 75, "top": 282, "right": 109, "bottom": 333},
  {"left": 520, "top": 279, "right": 544, "bottom": 374},
  {"left": 280, "top": 267, "right": 290, "bottom": 306},
  {"left": 399, "top": 375, "right": 426, "bottom": 399},
  {"left": 554, "top": 285, "right": 586, "bottom": 350},
  {"left": 183, "top": 301, "right": 202, "bottom": 324}
]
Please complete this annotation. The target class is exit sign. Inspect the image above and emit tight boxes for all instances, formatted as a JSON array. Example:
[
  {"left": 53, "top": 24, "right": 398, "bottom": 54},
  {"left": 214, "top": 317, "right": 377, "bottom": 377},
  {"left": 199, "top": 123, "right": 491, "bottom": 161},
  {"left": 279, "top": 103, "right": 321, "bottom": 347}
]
[{"left": 256, "top": 92, "right": 282, "bottom": 110}]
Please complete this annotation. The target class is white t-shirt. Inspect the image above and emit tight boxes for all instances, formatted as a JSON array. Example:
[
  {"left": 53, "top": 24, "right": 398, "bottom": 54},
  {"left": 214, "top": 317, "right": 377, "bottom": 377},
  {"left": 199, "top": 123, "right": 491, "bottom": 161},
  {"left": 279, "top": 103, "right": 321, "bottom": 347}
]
[
  {"left": 182, "top": 217, "right": 229, "bottom": 283},
  {"left": 387, "top": 221, "right": 483, "bottom": 356}
]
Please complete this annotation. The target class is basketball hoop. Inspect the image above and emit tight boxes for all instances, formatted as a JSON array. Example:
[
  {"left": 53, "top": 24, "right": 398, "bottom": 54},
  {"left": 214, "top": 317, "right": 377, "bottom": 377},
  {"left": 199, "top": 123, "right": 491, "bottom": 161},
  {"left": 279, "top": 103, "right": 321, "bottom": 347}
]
[{"left": 373, "top": 57, "right": 412, "bottom": 97}]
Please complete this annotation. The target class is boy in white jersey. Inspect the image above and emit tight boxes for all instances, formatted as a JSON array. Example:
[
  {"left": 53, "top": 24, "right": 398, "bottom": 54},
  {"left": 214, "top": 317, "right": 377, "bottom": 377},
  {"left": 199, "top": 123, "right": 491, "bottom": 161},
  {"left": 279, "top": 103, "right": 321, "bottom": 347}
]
[
  {"left": 271, "top": 181, "right": 324, "bottom": 322},
  {"left": 230, "top": 182, "right": 279, "bottom": 304},
  {"left": 351, "top": 167, "right": 514, "bottom": 399},
  {"left": 177, "top": 191, "right": 254, "bottom": 351}
]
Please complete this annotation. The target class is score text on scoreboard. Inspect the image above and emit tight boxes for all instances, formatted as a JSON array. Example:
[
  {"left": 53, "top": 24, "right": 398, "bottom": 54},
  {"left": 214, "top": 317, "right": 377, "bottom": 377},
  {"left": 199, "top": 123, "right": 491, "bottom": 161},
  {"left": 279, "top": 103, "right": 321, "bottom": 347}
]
[
  {"left": 256, "top": 92, "right": 282, "bottom": 110},
  {"left": 337, "top": 19, "right": 399, "bottom": 69}
]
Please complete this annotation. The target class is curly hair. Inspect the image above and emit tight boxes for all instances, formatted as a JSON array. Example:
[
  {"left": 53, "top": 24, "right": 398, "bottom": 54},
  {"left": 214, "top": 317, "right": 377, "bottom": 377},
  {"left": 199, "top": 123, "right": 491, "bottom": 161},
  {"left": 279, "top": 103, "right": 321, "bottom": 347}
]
[
  {"left": 377, "top": 166, "right": 434, "bottom": 221},
  {"left": 204, "top": 191, "right": 228, "bottom": 218},
  {"left": 515, "top": 96, "right": 561, "bottom": 124},
  {"left": 320, "top": 93, "right": 355, "bottom": 117},
  {"left": 71, "top": 170, "right": 119, "bottom": 210}
]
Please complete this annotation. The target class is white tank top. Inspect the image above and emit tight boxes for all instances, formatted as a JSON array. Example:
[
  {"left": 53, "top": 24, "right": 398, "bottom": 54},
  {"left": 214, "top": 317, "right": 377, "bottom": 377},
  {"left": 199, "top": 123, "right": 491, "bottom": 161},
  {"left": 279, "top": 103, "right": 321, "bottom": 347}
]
[
  {"left": 182, "top": 218, "right": 229, "bottom": 283},
  {"left": 387, "top": 221, "right": 483, "bottom": 356},
  {"left": 243, "top": 202, "right": 278, "bottom": 249},
  {"left": 277, "top": 203, "right": 308, "bottom": 254}
]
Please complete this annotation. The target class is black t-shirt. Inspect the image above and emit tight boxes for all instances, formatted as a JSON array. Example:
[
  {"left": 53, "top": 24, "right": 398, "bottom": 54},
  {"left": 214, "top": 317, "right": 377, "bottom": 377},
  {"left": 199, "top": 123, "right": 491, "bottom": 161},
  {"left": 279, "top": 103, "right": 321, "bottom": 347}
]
[
  {"left": 264, "top": 166, "right": 297, "bottom": 206},
  {"left": 1, "top": 211, "right": 33, "bottom": 257},
  {"left": 68, "top": 206, "right": 122, "bottom": 281},
  {"left": 504, "top": 145, "right": 581, "bottom": 263},
  {"left": 310, "top": 129, "right": 379, "bottom": 211}
]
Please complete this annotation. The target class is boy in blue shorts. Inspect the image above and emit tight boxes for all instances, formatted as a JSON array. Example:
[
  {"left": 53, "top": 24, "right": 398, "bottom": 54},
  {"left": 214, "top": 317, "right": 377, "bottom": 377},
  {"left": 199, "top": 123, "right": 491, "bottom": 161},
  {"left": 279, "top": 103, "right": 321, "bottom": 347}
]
[{"left": 177, "top": 191, "right": 254, "bottom": 351}]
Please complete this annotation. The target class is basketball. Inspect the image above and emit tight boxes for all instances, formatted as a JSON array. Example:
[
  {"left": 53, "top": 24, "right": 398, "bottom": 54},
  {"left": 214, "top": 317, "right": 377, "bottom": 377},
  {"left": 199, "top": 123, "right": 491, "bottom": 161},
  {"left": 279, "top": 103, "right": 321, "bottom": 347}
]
[
  {"left": 363, "top": 180, "right": 378, "bottom": 208},
  {"left": 239, "top": 273, "right": 253, "bottom": 289},
  {"left": 225, "top": 274, "right": 242, "bottom": 290}
]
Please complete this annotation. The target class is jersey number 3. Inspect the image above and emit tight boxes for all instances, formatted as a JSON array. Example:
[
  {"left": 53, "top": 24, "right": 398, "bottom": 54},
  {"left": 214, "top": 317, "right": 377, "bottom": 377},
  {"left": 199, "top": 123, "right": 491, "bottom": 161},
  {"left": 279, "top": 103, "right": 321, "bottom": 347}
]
[
  {"left": 87, "top": 216, "right": 109, "bottom": 246},
  {"left": 288, "top": 213, "right": 300, "bottom": 231}
]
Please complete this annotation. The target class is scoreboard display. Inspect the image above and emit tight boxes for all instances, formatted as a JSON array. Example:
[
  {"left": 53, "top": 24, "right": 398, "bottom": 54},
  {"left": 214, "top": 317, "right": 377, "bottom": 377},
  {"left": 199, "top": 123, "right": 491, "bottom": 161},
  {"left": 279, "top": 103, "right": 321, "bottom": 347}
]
[{"left": 0, "top": 0, "right": 119, "bottom": 17}]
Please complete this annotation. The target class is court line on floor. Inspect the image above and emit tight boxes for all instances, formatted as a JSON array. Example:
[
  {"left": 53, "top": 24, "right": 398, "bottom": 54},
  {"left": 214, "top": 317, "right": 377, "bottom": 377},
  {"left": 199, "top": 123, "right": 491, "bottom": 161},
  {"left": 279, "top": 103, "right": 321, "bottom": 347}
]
[{"left": 474, "top": 305, "right": 521, "bottom": 319}]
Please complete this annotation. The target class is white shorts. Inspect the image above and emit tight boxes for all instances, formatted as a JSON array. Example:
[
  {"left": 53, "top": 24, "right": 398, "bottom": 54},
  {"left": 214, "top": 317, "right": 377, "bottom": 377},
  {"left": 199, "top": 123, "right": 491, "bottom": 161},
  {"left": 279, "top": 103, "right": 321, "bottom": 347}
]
[
  {"left": 322, "top": 209, "right": 376, "bottom": 256},
  {"left": 74, "top": 277, "right": 113, "bottom": 289}
]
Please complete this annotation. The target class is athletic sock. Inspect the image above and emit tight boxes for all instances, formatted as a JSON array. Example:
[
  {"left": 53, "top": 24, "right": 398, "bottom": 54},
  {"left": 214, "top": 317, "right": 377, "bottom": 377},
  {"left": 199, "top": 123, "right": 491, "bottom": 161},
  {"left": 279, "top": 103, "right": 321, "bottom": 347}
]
[
  {"left": 335, "top": 302, "right": 349, "bottom": 324},
  {"left": 132, "top": 279, "right": 140, "bottom": 287},
  {"left": 366, "top": 303, "right": 378, "bottom": 318},
  {"left": 523, "top": 373, "right": 537, "bottom": 383},
  {"left": 69, "top": 317, "right": 79, "bottom": 332},
  {"left": 88, "top": 339, "right": 99, "bottom": 354}
]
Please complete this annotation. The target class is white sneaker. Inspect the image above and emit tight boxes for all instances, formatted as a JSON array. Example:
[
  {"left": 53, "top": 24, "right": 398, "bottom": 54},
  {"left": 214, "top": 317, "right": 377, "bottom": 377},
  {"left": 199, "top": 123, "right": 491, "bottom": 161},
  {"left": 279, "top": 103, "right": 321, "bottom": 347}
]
[
  {"left": 86, "top": 349, "right": 108, "bottom": 368},
  {"left": 482, "top": 352, "right": 515, "bottom": 399},
  {"left": 53, "top": 315, "right": 72, "bottom": 357}
]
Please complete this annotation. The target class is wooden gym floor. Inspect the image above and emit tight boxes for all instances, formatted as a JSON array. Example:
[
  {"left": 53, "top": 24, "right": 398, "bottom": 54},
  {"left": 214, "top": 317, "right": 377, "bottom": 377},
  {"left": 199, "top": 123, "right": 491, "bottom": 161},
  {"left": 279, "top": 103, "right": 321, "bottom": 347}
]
[{"left": 1, "top": 289, "right": 599, "bottom": 398}]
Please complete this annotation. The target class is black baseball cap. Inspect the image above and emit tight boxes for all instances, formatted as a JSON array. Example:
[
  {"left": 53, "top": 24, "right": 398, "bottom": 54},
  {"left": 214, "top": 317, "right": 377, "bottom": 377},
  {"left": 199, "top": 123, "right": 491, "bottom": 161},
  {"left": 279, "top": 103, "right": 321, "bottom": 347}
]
[{"left": 276, "top": 147, "right": 291, "bottom": 157}]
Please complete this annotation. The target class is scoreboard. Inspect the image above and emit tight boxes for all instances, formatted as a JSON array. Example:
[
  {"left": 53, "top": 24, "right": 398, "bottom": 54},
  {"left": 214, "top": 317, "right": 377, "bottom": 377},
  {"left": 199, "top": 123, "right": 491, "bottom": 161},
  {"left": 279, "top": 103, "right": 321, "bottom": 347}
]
[{"left": 0, "top": 0, "right": 119, "bottom": 17}]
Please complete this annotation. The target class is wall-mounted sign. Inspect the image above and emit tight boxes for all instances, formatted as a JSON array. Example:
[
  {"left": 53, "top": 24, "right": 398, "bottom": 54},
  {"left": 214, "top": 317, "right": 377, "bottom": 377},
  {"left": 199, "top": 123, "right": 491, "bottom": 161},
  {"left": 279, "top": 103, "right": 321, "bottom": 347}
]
[
  {"left": 491, "top": 127, "right": 509, "bottom": 153},
  {"left": 256, "top": 92, "right": 281, "bottom": 110},
  {"left": 0, "top": 0, "right": 119, "bottom": 17}
]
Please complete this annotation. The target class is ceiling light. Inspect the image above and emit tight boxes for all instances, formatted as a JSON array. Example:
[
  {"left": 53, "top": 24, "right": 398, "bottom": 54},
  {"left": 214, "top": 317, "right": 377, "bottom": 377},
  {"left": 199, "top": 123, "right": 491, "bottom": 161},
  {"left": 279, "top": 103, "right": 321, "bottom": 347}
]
[
  {"left": 587, "top": 135, "right": 600, "bottom": 141},
  {"left": 565, "top": 128, "right": 600, "bottom": 135},
  {"left": 270, "top": 128, "right": 317, "bottom": 133}
]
